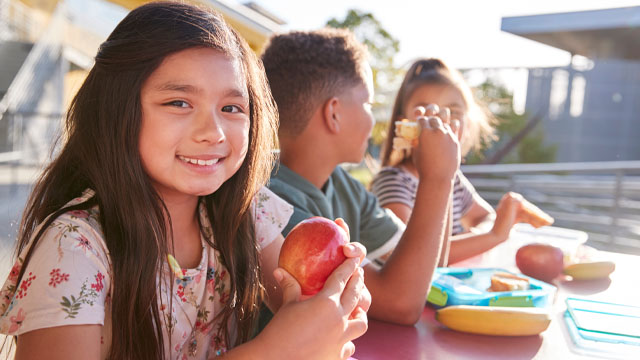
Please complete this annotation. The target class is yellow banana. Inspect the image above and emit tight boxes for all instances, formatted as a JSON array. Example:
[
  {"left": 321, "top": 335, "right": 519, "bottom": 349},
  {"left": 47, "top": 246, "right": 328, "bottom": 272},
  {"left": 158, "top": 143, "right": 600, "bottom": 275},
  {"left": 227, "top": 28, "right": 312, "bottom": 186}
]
[
  {"left": 435, "top": 305, "right": 551, "bottom": 336},
  {"left": 564, "top": 261, "right": 615, "bottom": 280}
]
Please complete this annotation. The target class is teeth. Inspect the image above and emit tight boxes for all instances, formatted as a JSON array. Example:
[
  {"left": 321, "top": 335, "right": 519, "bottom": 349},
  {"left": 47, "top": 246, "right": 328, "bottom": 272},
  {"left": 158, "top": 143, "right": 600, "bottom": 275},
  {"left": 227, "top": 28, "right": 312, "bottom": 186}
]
[{"left": 178, "top": 155, "right": 219, "bottom": 166}]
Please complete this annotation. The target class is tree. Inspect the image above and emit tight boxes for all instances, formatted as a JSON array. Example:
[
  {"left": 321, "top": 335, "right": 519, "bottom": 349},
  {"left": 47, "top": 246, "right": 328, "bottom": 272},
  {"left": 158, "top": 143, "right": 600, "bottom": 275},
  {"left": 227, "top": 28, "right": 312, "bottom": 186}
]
[
  {"left": 326, "top": 9, "right": 401, "bottom": 94},
  {"left": 465, "top": 79, "right": 557, "bottom": 164}
]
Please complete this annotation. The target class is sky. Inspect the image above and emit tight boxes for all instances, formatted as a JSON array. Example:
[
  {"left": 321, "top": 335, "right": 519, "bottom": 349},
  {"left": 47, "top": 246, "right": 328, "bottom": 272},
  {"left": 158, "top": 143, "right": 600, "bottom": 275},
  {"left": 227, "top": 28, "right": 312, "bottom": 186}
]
[
  {"left": 70, "top": 0, "right": 640, "bottom": 70},
  {"left": 252, "top": 0, "right": 640, "bottom": 69},
  {"left": 66, "top": 0, "right": 640, "bottom": 111}
]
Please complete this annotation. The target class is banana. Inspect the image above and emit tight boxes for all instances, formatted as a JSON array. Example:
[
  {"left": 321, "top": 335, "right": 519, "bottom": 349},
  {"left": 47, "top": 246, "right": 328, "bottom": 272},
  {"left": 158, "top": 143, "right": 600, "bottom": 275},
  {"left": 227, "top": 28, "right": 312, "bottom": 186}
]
[
  {"left": 563, "top": 261, "right": 615, "bottom": 280},
  {"left": 435, "top": 305, "right": 552, "bottom": 336}
]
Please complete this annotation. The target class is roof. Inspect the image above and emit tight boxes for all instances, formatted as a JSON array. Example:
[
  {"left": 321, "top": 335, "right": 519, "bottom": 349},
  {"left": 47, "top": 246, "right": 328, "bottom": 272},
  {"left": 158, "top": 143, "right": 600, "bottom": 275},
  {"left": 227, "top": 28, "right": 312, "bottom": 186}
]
[
  {"left": 104, "top": 0, "right": 284, "bottom": 53},
  {"left": 501, "top": 6, "right": 640, "bottom": 60}
]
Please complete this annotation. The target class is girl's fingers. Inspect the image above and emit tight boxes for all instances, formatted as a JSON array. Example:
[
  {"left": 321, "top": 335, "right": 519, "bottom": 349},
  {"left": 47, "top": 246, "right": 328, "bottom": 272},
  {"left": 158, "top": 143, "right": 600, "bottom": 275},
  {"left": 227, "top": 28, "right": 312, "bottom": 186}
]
[
  {"left": 413, "top": 106, "right": 426, "bottom": 118},
  {"left": 274, "top": 268, "right": 301, "bottom": 305},
  {"left": 319, "top": 257, "right": 360, "bottom": 298},
  {"left": 357, "top": 283, "right": 372, "bottom": 313},
  {"left": 427, "top": 116, "right": 444, "bottom": 131},
  {"left": 439, "top": 107, "right": 451, "bottom": 125},
  {"left": 425, "top": 104, "right": 439, "bottom": 117},
  {"left": 334, "top": 218, "right": 350, "bottom": 240},
  {"left": 451, "top": 119, "right": 461, "bottom": 136},
  {"left": 342, "top": 242, "right": 366, "bottom": 264},
  {"left": 346, "top": 308, "right": 369, "bottom": 338},
  {"left": 340, "top": 341, "right": 356, "bottom": 360},
  {"left": 340, "top": 266, "right": 364, "bottom": 311}
]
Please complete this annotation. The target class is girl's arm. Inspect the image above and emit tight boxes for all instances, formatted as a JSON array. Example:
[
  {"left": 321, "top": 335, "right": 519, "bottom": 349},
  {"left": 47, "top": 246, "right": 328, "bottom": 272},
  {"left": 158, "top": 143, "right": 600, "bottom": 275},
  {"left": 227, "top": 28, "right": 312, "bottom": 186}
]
[
  {"left": 460, "top": 193, "right": 495, "bottom": 231},
  {"left": 15, "top": 325, "right": 102, "bottom": 359},
  {"left": 437, "top": 196, "right": 452, "bottom": 267},
  {"left": 382, "top": 192, "right": 522, "bottom": 265}
]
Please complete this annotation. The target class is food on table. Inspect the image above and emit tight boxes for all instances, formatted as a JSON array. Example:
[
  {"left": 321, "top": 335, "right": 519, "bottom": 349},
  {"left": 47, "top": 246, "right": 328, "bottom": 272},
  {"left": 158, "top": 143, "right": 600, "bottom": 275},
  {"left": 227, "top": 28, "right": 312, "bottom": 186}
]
[
  {"left": 564, "top": 261, "right": 616, "bottom": 280},
  {"left": 518, "top": 199, "right": 554, "bottom": 228},
  {"left": 435, "top": 305, "right": 552, "bottom": 336},
  {"left": 278, "top": 216, "right": 349, "bottom": 296},
  {"left": 515, "top": 243, "right": 564, "bottom": 282},
  {"left": 488, "top": 271, "right": 530, "bottom": 292}
]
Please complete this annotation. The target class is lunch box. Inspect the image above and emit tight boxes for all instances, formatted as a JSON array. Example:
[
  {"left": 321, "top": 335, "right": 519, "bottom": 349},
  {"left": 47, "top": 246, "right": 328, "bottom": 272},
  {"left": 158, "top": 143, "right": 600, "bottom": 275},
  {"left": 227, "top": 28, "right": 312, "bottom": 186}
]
[{"left": 427, "top": 267, "right": 556, "bottom": 308}]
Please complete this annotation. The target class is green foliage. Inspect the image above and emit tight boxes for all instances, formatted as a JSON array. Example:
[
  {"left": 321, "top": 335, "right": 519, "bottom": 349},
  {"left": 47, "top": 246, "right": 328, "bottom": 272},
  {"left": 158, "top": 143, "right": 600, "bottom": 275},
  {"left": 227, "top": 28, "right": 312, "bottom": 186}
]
[
  {"left": 465, "top": 79, "right": 557, "bottom": 164},
  {"left": 326, "top": 9, "right": 401, "bottom": 92},
  {"left": 518, "top": 130, "right": 557, "bottom": 163}
]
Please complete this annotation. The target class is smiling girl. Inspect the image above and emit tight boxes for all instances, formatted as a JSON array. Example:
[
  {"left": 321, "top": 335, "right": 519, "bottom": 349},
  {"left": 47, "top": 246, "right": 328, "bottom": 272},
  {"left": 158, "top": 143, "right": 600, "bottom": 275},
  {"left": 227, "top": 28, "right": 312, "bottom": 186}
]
[{"left": 0, "top": 2, "right": 368, "bottom": 359}]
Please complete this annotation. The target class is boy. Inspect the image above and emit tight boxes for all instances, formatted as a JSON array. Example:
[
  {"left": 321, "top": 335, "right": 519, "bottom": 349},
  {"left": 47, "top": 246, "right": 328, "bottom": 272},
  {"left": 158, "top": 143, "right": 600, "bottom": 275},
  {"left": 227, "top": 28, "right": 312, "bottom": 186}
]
[{"left": 262, "top": 28, "right": 459, "bottom": 325}]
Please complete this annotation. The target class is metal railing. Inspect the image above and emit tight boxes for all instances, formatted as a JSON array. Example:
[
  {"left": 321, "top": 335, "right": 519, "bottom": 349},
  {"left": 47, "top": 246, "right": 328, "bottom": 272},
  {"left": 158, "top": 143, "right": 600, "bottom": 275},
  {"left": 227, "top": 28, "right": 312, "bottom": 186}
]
[{"left": 461, "top": 161, "right": 640, "bottom": 255}]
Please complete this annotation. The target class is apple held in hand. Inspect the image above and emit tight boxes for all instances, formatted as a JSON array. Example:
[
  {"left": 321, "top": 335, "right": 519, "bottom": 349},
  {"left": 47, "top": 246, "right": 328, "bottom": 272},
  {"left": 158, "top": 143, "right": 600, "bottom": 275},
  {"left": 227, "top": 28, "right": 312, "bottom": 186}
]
[
  {"left": 278, "top": 217, "right": 349, "bottom": 296},
  {"left": 516, "top": 243, "right": 564, "bottom": 282}
]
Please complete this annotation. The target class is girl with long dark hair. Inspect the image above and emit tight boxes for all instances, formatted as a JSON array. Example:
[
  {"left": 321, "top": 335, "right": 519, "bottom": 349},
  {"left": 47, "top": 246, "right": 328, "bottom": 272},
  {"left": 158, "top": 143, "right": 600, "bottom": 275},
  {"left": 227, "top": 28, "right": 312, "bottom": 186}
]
[{"left": 0, "top": 2, "right": 369, "bottom": 359}]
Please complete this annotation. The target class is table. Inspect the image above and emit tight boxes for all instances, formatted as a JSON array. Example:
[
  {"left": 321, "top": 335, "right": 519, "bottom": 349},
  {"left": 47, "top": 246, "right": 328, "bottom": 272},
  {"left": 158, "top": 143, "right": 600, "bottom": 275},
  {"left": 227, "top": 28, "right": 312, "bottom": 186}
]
[{"left": 353, "top": 245, "right": 639, "bottom": 360}]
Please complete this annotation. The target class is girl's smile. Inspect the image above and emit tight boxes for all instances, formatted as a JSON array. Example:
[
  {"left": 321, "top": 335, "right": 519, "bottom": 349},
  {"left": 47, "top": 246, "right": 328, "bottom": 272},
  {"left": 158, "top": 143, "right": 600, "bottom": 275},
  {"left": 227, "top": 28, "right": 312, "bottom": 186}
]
[{"left": 177, "top": 154, "right": 226, "bottom": 174}]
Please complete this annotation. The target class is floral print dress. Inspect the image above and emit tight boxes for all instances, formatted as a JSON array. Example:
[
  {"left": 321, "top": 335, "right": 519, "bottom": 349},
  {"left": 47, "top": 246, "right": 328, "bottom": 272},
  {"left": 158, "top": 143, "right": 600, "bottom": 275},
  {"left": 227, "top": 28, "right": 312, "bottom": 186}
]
[{"left": 0, "top": 187, "right": 293, "bottom": 359}]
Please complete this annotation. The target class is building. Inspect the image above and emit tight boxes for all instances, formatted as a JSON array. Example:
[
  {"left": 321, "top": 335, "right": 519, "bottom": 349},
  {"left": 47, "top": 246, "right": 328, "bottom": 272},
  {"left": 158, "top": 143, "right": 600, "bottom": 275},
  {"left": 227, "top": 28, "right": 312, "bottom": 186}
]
[{"left": 502, "top": 6, "right": 640, "bottom": 162}]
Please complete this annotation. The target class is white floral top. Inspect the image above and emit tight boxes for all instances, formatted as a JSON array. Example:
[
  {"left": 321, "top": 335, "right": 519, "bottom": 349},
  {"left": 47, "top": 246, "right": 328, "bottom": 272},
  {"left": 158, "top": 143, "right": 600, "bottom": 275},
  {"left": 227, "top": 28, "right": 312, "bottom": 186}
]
[{"left": 0, "top": 187, "right": 293, "bottom": 359}]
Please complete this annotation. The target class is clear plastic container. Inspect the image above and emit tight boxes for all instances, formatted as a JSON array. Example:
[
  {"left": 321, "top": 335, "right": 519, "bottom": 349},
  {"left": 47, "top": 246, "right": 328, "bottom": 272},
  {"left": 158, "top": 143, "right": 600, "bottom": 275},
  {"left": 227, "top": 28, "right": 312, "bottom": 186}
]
[{"left": 509, "top": 224, "right": 588, "bottom": 264}]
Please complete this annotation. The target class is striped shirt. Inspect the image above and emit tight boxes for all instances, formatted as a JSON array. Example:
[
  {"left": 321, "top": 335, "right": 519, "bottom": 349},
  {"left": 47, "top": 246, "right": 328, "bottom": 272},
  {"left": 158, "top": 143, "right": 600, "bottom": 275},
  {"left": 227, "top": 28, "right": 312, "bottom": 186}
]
[{"left": 370, "top": 167, "right": 476, "bottom": 235}]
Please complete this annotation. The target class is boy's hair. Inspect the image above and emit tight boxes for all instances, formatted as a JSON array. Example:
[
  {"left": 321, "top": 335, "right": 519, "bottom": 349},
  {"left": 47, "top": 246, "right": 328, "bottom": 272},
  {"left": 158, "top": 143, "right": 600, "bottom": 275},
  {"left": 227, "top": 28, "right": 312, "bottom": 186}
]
[
  {"left": 262, "top": 28, "right": 369, "bottom": 137},
  {"left": 13, "top": 2, "right": 277, "bottom": 358},
  {"left": 381, "top": 58, "right": 496, "bottom": 166}
]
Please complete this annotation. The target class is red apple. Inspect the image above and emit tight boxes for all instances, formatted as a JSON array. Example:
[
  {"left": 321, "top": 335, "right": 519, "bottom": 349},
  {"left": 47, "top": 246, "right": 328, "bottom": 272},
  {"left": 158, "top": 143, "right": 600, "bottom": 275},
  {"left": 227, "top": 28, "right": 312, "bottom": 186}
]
[
  {"left": 515, "top": 243, "right": 564, "bottom": 282},
  {"left": 278, "top": 217, "right": 349, "bottom": 296}
]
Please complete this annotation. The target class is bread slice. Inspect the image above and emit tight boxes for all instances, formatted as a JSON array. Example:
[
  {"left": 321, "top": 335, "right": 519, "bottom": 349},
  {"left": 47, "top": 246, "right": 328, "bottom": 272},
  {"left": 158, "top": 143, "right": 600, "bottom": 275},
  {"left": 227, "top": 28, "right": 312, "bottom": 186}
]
[
  {"left": 519, "top": 199, "right": 554, "bottom": 228},
  {"left": 489, "top": 271, "right": 530, "bottom": 292}
]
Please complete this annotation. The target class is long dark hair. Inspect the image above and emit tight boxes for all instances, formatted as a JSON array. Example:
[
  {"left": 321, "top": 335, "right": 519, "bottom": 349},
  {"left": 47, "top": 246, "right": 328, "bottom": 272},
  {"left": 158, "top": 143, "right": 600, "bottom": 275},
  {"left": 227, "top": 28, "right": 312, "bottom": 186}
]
[
  {"left": 13, "top": 2, "right": 277, "bottom": 358},
  {"left": 380, "top": 58, "right": 495, "bottom": 166}
]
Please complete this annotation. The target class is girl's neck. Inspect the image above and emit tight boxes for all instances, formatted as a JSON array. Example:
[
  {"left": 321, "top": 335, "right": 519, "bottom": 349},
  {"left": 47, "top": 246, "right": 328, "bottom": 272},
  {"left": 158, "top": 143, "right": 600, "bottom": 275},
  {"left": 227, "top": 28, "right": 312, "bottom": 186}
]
[{"left": 161, "top": 192, "right": 203, "bottom": 269}]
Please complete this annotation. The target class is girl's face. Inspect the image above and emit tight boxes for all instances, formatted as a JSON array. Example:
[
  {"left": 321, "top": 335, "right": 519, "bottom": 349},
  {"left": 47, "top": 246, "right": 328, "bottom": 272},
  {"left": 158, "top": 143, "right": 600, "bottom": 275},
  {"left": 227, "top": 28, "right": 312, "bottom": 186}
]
[
  {"left": 139, "top": 48, "right": 250, "bottom": 200},
  {"left": 403, "top": 83, "right": 467, "bottom": 141}
]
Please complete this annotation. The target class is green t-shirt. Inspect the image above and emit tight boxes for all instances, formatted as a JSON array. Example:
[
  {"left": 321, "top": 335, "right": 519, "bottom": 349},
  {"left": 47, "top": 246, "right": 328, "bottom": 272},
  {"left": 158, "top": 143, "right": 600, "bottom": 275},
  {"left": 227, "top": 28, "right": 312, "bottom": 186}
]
[{"left": 268, "top": 164, "right": 404, "bottom": 260}]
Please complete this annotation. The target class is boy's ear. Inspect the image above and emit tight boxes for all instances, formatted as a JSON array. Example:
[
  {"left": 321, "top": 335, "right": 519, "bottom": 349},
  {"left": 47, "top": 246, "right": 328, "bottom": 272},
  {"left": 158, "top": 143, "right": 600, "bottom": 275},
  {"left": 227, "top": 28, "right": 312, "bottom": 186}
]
[{"left": 322, "top": 96, "right": 341, "bottom": 134}]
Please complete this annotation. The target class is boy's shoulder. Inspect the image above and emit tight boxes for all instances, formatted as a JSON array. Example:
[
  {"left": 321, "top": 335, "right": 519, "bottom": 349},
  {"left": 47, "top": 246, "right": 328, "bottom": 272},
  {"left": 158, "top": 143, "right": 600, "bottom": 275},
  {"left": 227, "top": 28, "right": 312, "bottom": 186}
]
[{"left": 330, "top": 166, "right": 369, "bottom": 193}]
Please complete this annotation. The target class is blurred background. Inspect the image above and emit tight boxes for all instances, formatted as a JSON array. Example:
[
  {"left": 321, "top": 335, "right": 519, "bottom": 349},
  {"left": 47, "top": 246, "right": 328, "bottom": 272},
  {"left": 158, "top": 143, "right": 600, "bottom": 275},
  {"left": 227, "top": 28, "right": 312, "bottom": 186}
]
[{"left": 1, "top": 0, "right": 640, "bottom": 278}]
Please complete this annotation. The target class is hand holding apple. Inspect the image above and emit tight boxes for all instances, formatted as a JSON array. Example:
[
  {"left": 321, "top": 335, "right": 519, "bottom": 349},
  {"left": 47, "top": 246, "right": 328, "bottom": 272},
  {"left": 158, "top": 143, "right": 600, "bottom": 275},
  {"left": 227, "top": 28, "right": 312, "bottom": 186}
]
[
  {"left": 278, "top": 217, "right": 351, "bottom": 296},
  {"left": 262, "top": 256, "right": 368, "bottom": 359}
]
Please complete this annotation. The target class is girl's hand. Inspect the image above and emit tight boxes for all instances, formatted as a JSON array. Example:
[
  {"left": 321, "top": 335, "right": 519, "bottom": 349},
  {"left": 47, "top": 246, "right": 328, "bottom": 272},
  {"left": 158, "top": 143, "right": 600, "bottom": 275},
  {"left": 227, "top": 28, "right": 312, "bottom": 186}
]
[
  {"left": 256, "top": 257, "right": 369, "bottom": 360},
  {"left": 412, "top": 104, "right": 460, "bottom": 183},
  {"left": 490, "top": 192, "right": 524, "bottom": 240},
  {"left": 342, "top": 241, "right": 371, "bottom": 320}
]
